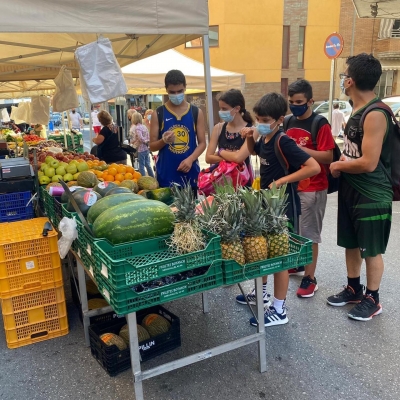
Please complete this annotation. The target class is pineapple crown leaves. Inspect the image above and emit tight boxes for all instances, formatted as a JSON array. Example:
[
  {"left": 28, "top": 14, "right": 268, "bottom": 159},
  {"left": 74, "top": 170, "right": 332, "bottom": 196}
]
[
  {"left": 170, "top": 182, "right": 197, "bottom": 223},
  {"left": 238, "top": 188, "right": 266, "bottom": 237}
]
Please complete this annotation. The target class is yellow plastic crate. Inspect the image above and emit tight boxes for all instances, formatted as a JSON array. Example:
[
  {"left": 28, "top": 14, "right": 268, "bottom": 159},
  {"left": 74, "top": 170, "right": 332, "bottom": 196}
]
[
  {"left": 0, "top": 218, "right": 58, "bottom": 264},
  {"left": 4, "top": 316, "right": 69, "bottom": 349}
]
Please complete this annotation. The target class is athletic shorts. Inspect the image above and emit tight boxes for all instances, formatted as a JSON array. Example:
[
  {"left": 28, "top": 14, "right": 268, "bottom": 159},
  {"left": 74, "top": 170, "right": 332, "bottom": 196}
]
[
  {"left": 299, "top": 190, "right": 327, "bottom": 243},
  {"left": 337, "top": 178, "right": 392, "bottom": 258},
  {"left": 93, "top": 126, "right": 101, "bottom": 134}
]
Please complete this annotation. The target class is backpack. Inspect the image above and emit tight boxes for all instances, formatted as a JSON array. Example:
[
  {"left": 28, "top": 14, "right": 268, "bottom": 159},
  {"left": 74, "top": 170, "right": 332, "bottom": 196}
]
[
  {"left": 359, "top": 101, "right": 400, "bottom": 201},
  {"left": 156, "top": 104, "right": 199, "bottom": 133},
  {"left": 283, "top": 114, "right": 342, "bottom": 194}
]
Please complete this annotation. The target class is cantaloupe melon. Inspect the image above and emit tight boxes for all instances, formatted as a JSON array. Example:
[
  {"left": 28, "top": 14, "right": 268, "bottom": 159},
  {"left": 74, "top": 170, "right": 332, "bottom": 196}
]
[
  {"left": 99, "top": 333, "right": 127, "bottom": 350},
  {"left": 141, "top": 314, "right": 171, "bottom": 337},
  {"left": 119, "top": 324, "right": 150, "bottom": 345}
]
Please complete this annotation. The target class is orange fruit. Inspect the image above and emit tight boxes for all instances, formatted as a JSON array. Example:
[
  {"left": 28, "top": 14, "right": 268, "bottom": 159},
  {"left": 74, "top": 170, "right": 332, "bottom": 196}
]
[
  {"left": 117, "top": 165, "right": 127, "bottom": 174},
  {"left": 108, "top": 167, "right": 117, "bottom": 176},
  {"left": 114, "top": 180, "right": 121, "bottom": 184},
  {"left": 126, "top": 166, "right": 135, "bottom": 174},
  {"left": 124, "top": 172, "right": 133, "bottom": 180},
  {"left": 115, "top": 173, "right": 124, "bottom": 182},
  {"left": 102, "top": 171, "right": 109, "bottom": 179},
  {"left": 133, "top": 178, "right": 138, "bottom": 183},
  {"left": 110, "top": 163, "right": 118, "bottom": 169},
  {"left": 87, "top": 161, "right": 93, "bottom": 168},
  {"left": 105, "top": 174, "right": 114, "bottom": 182},
  {"left": 99, "top": 161, "right": 106, "bottom": 166},
  {"left": 133, "top": 171, "right": 142, "bottom": 179}
]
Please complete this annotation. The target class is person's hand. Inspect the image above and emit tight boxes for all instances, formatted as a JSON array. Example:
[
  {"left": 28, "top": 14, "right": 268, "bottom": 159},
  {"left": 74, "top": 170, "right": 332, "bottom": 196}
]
[
  {"left": 162, "top": 131, "right": 175, "bottom": 144},
  {"left": 330, "top": 161, "right": 342, "bottom": 178},
  {"left": 240, "top": 127, "right": 255, "bottom": 139},
  {"left": 269, "top": 178, "right": 285, "bottom": 189},
  {"left": 177, "top": 157, "right": 193, "bottom": 173}
]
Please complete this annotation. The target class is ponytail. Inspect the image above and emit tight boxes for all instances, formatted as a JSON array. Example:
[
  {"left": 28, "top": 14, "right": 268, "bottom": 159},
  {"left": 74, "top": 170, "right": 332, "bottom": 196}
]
[{"left": 241, "top": 108, "right": 253, "bottom": 125}]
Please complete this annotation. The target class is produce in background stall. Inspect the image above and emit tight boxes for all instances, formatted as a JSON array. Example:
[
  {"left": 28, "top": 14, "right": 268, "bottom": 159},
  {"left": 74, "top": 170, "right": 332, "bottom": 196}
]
[
  {"left": 169, "top": 183, "right": 205, "bottom": 254},
  {"left": 239, "top": 188, "right": 268, "bottom": 263},
  {"left": 260, "top": 183, "right": 290, "bottom": 258}
]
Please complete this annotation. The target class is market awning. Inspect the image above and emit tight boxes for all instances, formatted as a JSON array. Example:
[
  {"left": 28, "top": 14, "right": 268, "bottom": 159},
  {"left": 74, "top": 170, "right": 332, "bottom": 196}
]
[
  {"left": 352, "top": 0, "right": 400, "bottom": 18},
  {"left": 121, "top": 49, "right": 245, "bottom": 94},
  {"left": 0, "top": 0, "right": 209, "bottom": 82}
]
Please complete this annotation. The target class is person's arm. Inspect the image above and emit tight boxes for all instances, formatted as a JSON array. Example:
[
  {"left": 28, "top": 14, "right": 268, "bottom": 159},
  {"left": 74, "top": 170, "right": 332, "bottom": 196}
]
[
  {"left": 177, "top": 108, "right": 207, "bottom": 172},
  {"left": 330, "top": 110, "right": 387, "bottom": 176},
  {"left": 92, "top": 132, "right": 105, "bottom": 145},
  {"left": 298, "top": 124, "right": 334, "bottom": 164},
  {"left": 219, "top": 129, "right": 256, "bottom": 164},
  {"left": 341, "top": 113, "right": 346, "bottom": 130},
  {"left": 205, "top": 123, "right": 224, "bottom": 164},
  {"left": 274, "top": 157, "right": 320, "bottom": 188}
]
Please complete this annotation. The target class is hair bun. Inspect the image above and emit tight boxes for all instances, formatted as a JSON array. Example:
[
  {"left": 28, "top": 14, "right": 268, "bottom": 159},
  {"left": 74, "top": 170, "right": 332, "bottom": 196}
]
[{"left": 242, "top": 108, "right": 247, "bottom": 114}]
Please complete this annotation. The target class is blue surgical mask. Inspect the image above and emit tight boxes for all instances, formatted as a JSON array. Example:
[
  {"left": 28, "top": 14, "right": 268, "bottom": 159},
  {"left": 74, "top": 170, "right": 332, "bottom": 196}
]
[
  {"left": 289, "top": 103, "right": 309, "bottom": 117},
  {"left": 218, "top": 109, "right": 235, "bottom": 123},
  {"left": 147, "top": 114, "right": 152, "bottom": 121},
  {"left": 256, "top": 121, "right": 276, "bottom": 136},
  {"left": 169, "top": 93, "right": 185, "bottom": 105}
]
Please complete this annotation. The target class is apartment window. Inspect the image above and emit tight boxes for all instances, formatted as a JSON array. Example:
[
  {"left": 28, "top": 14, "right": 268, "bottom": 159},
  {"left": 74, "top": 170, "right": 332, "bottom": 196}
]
[
  {"left": 282, "top": 26, "right": 290, "bottom": 69},
  {"left": 298, "top": 26, "right": 305, "bottom": 69},
  {"left": 392, "top": 20, "right": 400, "bottom": 38},
  {"left": 185, "top": 26, "right": 219, "bottom": 48},
  {"left": 281, "top": 78, "right": 288, "bottom": 97}
]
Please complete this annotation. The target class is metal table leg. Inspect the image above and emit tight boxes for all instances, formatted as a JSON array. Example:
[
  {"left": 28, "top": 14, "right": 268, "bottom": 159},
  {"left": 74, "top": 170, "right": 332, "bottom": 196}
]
[
  {"left": 202, "top": 292, "right": 209, "bottom": 314},
  {"left": 255, "top": 277, "right": 267, "bottom": 373},
  {"left": 127, "top": 312, "right": 144, "bottom": 400},
  {"left": 77, "top": 258, "right": 90, "bottom": 346}
]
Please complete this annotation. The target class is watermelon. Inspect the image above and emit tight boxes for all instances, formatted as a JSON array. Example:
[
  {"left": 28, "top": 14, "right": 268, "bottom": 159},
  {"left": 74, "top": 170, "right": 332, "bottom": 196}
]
[
  {"left": 93, "top": 181, "right": 119, "bottom": 197},
  {"left": 61, "top": 186, "right": 84, "bottom": 203},
  {"left": 141, "top": 314, "right": 171, "bottom": 337},
  {"left": 147, "top": 188, "right": 173, "bottom": 205},
  {"left": 87, "top": 193, "right": 146, "bottom": 224},
  {"left": 67, "top": 189, "right": 102, "bottom": 216},
  {"left": 105, "top": 187, "right": 133, "bottom": 196},
  {"left": 119, "top": 180, "right": 139, "bottom": 193},
  {"left": 138, "top": 176, "right": 159, "bottom": 190},
  {"left": 77, "top": 171, "right": 98, "bottom": 188},
  {"left": 93, "top": 200, "right": 175, "bottom": 244}
]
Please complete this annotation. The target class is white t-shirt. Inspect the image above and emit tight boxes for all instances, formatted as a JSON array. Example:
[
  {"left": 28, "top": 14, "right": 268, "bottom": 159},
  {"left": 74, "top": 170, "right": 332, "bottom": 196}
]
[
  {"left": 69, "top": 111, "right": 82, "bottom": 129},
  {"left": 91, "top": 111, "right": 101, "bottom": 127},
  {"left": 331, "top": 109, "right": 346, "bottom": 136}
]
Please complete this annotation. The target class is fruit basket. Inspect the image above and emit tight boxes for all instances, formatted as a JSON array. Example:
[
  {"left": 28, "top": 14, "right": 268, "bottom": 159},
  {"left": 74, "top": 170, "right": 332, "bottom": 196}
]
[{"left": 221, "top": 233, "right": 313, "bottom": 285}]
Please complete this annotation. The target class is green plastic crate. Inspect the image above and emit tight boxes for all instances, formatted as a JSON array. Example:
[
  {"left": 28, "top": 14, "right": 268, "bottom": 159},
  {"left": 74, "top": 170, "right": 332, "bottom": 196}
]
[
  {"left": 75, "top": 219, "right": 97, "bottom": 272},
  {"left": 93, "top": 230, "right": 221, "bottom": 288},
  {"left": 39, "top": 186, "right": 57, "bottom": 227},
  {"left": 61, "top": 203, "right": 78, "bottom": 220},
  {"left": 94, "top": 261, "right": 223, "bottom": 314},
  {"left": 221, "top": 233, "right": 313, "bottom": 285}
]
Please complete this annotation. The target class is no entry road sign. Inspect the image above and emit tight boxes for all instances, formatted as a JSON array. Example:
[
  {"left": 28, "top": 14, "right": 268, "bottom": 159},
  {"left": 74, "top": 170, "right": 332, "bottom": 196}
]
[{"left": 324, "top": 33, "right": 344, "bottom": 59}]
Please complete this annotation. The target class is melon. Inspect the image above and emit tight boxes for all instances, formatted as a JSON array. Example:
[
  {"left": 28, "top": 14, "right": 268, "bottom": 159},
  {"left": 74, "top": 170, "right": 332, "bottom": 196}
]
[
  {"left": 61, "top": 186, "right": 84, "bottom": 203},
  {"left": 77, "top": 171, "right": 98, "bottom": 188},
  {"left": 88, "top": 298, "right": 109, "bottom": 310},
  {"left": 46, "top": 182, "right": 62, "bottom": 191},
  {"left": 147, "top": 188, "right": 173, "bottom": 205},
  {"left": 138, "top": 176, "right": 159, "bottom": 190},
  {"left": 141, "top": 314, "right": 171, "bottom": 337},
  {"left": 93, "top": 181, "right": 119, "bottom": 197},
  {"left": 119, "top": 324, "right": 150, "bottom": 345},
  {"left": 86, "top": 280, "right": 100, "bottom": 296},
  {"left": 119, "top": 180, "right": 139, "bottom": 193},
  {"left": 105, "top": 187, "right": 133, "bottom": 196},
  {"left": 66, "top": 189, "right": 102, "bottom": 216},
  {"left": 99, "top": 333, "right": 127, "bottom": 350}
]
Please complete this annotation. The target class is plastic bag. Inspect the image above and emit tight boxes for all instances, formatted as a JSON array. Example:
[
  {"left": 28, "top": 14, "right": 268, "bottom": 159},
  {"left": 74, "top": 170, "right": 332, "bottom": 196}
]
[
  {"left": 1, "top": 108, "right": 10, "bottom": 122},
  {"left": 10, "top": 106, "right": 25, "bottom": 124},
  {"left": 57, "top": 217, "right": 78, "bottom": 259},
  {"left": 52, "top": 66, "right": 79, "bottom": 112},
  {"left": 75, "top": 36, "right": 128, "bottom": 103},
  {"left": 30, "top": 96, "right": 50, "bottom": 125},
  {"left": 13, "top": 101, "right": 31, "bottom": 122}
]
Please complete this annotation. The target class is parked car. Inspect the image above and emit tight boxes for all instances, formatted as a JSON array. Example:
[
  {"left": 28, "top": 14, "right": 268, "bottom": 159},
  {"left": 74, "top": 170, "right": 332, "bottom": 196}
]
[
  {"left": 382, "top": 96, "right": 400, "bottom": 121},
  {"left": 313, "top": 100, "right": 352, "bottom": 122}
]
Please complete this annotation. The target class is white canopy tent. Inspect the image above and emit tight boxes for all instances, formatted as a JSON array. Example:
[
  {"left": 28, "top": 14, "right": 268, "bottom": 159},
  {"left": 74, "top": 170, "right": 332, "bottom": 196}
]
[{"left": 122, "top": 49, "right": 245, "bottom": 94}]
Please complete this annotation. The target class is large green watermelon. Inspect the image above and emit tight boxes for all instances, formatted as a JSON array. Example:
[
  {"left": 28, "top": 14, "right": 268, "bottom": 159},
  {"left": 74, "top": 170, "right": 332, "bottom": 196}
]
[
  {"left": 87, "top": 193, "right": 146, "bottom": 224},
  {"left": 93, "top": 200, "right": 174, "bottom": 244}
]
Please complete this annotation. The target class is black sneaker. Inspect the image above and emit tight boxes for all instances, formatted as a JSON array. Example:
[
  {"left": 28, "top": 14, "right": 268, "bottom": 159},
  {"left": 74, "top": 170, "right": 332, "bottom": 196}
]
[
  {"left": 327, "top": 285, "right": 364, "bottom": 307},
  {"left": 347, "top": 295, "right": 382, "bottom": 321}
]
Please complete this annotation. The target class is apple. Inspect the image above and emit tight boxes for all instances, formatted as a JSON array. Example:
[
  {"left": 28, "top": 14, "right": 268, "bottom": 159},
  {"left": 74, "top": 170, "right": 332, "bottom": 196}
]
[
  {"left": 39, "top": 176, "right": 51, "bottom": 185},
  {"left": 45, "top": 156, "right": 54, "bottom": 165},
  {"left": 77, "top": 162, "right": 89, "bottom": 172},
  {"left": 52, "top": 175, "right": 63, "bottom": 183},
  {"left": 45, "top": 167, "right": 55, "bottom": 178},
  {"left": 66, "top": 164, "right": 77, "bottom": 174},
  {"left": 50, "top": 159, "right": 60, "bottom": 169},
  {"left": 40, "top": 163, "right": 48, "bottom": 172},
  {"left": 38, "top": 171, "right": 44, "bottom": 177},
  {"left": 63, "top": 173, "right": 74, "bottom": 182},
  {"left": 56, "top": 166, "right": 66, "bottom": 176}
]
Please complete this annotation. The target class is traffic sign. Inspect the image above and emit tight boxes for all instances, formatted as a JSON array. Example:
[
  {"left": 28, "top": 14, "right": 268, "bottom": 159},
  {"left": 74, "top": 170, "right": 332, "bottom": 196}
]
[{"left": 324, "top": 33, "right": 344, "bottom": 59}]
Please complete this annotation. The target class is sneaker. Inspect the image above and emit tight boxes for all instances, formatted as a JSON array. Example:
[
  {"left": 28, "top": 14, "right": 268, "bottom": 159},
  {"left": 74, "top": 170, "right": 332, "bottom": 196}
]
[
  {"left": 297, "top": 275, "right": 318, "bottom": 298},
  {"left": 327, "top": 285, "right": 364, "bottom": 307},
  {"left": 288, "top": 266, "right": 305, "bottom": 276},
  {"left": 347, "top": 295, "right": 382, "bottom": 321},
  {"left": 250, "top": 305, "right": 288, "bottom": 327},
  {"left": 236, "top": 288, "right": 271, "bottom": 307}
]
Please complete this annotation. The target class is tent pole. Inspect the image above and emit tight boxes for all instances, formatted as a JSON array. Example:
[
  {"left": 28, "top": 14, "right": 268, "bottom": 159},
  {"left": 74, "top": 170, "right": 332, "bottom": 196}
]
[{"left": 202, "top": 34, "right": 214, "bottom": 140}]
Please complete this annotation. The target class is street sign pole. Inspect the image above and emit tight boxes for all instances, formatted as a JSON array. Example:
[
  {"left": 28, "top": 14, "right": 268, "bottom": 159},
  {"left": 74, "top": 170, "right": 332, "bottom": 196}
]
[{"left": 328, "top": 59, "right": 335, "bottom": 124}]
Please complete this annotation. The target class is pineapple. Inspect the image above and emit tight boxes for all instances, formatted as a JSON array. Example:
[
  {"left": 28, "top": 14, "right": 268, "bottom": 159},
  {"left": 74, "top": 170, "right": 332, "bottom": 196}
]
[
  {"left": 239, "top": 188, "right": 268, "bottom": 263},
  {"left": 170, "top": 183, "right": 205, "bottom": 254},
  {"left": 261, "top": 183, "right": 290, "bottom": 259},
  {"left": 198, "top": 181, "right": 245, "bottom": 265}
]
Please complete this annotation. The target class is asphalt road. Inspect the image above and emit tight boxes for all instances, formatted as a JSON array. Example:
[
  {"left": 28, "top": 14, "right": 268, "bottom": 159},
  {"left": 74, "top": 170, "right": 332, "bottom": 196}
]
[{"left": 0, "top": 194, "right": 399, "bottom": 400}]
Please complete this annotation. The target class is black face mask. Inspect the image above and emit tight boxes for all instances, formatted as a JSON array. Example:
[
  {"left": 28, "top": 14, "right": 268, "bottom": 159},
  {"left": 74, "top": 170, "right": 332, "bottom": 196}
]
[{"left": 72, "top": 110, "right": 76, "bottom": 113}]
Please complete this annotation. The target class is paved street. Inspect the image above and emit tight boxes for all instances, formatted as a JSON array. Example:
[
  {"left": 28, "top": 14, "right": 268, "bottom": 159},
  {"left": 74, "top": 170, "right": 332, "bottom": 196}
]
[{"left": 0, "top": 192, "right": 399, "bottom": 400}]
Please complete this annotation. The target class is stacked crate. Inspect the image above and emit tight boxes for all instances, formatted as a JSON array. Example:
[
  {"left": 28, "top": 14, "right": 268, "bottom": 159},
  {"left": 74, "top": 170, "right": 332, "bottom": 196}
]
[{"left": 0, "top": 217, "right": 69, "bottom": 348}]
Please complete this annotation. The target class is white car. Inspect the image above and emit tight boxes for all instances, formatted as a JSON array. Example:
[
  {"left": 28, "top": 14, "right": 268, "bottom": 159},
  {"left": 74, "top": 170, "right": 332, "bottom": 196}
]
[
  {"left": 382, "top": 96, "right": 400, "bottom": 121},
  {"left": 313, "top": 100, "right": 352, "bottom": 122}
]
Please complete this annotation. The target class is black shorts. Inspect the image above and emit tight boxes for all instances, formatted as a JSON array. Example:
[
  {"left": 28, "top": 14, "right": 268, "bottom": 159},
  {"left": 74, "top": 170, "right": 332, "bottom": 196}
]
[{"left": 337, "top": 178, "right": 392, "bottom": 258}]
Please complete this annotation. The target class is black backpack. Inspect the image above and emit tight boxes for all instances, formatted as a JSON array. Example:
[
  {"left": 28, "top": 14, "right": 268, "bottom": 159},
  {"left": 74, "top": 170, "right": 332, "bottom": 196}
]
[
  {"left": 283, "top": 114, "right": 341, "bottom": 194},
  {"left": 359, "top": 102, "right": 400, "bottom": 201},
  {"left": 156, "top": 104, "right": 199, "bottom": 133}
]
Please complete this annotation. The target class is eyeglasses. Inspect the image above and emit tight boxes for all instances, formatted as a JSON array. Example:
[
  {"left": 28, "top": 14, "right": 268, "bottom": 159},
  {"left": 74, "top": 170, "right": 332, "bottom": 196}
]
[{"left": 339, "top": 73, "right": 351, "bottom": 79}]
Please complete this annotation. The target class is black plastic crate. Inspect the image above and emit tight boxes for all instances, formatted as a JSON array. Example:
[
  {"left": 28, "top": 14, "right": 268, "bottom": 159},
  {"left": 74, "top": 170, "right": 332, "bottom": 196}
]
[{"left": 88, "top": 305, "right": 181, "bottom": 376}]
